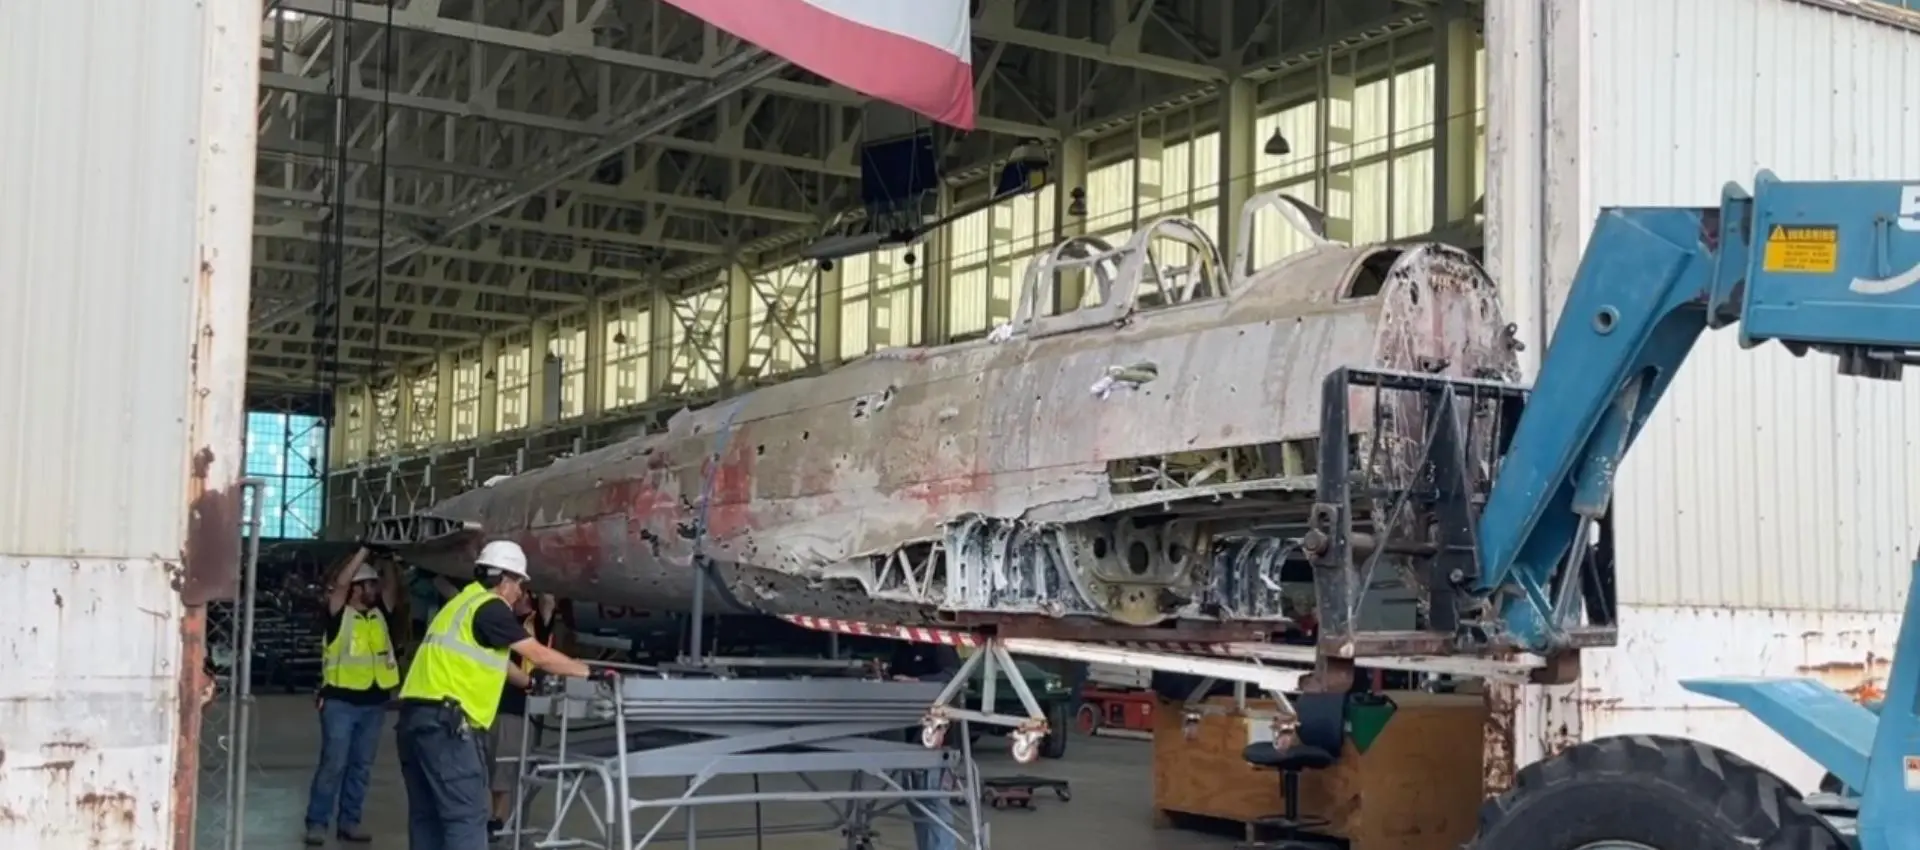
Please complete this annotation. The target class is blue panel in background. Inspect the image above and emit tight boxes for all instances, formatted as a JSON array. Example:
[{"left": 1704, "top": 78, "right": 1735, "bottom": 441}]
[{"left": 244, "top": 411, "right": 328, "bottom": 539}]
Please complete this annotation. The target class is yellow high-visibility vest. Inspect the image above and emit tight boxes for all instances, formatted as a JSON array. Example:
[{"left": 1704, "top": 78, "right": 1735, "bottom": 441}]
[
  {"left": 322, "top": 607, "right": 400, "bottom": 691},
  {"left": 399, "top": 583, "right": 512, "bottom": 729}
]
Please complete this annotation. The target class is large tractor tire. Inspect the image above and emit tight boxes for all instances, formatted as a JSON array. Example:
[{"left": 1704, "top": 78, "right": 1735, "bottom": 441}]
[{"left": 1470, "top": 735, "right": 1845, "bottom": 850}]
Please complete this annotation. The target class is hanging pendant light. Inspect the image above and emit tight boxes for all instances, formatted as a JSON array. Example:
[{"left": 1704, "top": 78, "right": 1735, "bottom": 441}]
[{"left": 1264, "top": 129, "right": 1292, "bottom": 156}]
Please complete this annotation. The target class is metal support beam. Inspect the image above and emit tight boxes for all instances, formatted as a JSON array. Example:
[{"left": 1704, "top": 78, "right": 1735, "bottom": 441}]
[
  {"left": 254, "top": 45, "right": 788, "bottom": 331},
  {"left": 814, "top": 262, "right": 843, "bottom": 366},
  {"left": 1316, "top": 54, "right": 1357, "bottom": 244},
  {"left": 432, "top": 350, "right": 455, "bottom": 444},
  {"left": 258, "top": 71, "right": 862, "bottom": 180},
  {"left": 478, "top": 335, "right": 502, "bottom": 439},
  {"left": 647, "top": 289, "right": 673, "bottom": 399},
  {"left": 723, "top": 262, "right": 751, "bottom": 387},
  {"left": 920, "top": 187, "right": 952, "bottom": 345},
  {"left": 973, "top": 2, "right": 1225, "bottom": 82},
  {"left": 1215, "top": 79, "right": 1258, "bottom": 258},
  {"left": 528, "top": 319, "right": 553, "bottom": 427},
  {"left": 1432, "top": 0, "right": 1480, "bottom": 227},
  {"left": 1052, "top": 137, "right": 1091, "bottom": 311},
  {"left": 582, "top": 297, "right": 607, "bottom": 418}
]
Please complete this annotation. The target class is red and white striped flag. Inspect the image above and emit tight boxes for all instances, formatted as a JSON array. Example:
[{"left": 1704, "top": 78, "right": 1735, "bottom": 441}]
[{"left": 661, "top": 0, "right": 976, "bottom": 130}]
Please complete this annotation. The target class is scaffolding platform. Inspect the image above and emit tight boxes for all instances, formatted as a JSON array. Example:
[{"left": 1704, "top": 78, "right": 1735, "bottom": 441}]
[{"left": 506, "top": 663, "right": 987, "bottom": 850}]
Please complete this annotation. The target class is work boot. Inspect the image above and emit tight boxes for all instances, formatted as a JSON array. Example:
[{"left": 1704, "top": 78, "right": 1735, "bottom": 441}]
[
  {"left": 335, "top": 825, "right": 373, "bottom": 844},
  {"left": 302, "top": 826, "right": 327, "bottom": 846}
]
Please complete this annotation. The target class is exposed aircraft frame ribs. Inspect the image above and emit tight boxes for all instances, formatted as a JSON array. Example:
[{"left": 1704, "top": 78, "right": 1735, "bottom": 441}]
[
  {"left": 843, "top": 507, "right": 1307, "bottom": 628},
  {"left": 364, "top": 513, "right": 478, "bottom": 549}
]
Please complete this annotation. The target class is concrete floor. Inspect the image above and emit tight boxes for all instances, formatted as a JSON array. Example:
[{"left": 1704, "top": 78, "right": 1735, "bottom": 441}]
[{"left": 200, "top": 695, "right": 1236, "bottom": 850}]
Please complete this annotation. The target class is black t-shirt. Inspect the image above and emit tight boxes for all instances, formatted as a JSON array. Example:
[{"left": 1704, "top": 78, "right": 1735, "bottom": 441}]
[
  {"left": 471, "top": 596, "right": 535, "bottom": 649},
  {"left": 318, "top": 602, "right": 396, "bottom": 706},
  {"left": 493, "top": 607, "right": 555, "bottom": 718}
]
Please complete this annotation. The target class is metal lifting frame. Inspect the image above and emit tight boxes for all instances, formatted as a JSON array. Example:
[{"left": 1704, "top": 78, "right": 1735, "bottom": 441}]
[
  {"left": 783, "top": 615, "right": 1546, "bottom": 763},
  {"left": 510, "top": 664, "right": 988, "bottom": 850}
]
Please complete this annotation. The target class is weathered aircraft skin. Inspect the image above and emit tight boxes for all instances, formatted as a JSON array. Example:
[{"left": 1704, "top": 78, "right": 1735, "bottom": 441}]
[{"left": 372, "top": 197, "right": 1519, "bottom": 628}]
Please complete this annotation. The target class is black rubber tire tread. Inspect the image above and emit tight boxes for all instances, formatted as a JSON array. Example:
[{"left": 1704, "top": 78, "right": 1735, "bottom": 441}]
[
  {"left": 1470, "top": 735, "right": 1845, "bottom": 850},
  {"left": 1040, "top": 701, "right": 1070, "bottom": 759}
]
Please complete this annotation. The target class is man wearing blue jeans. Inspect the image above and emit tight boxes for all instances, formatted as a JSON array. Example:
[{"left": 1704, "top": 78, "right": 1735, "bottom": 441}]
[
  {"left": 304, "top": 548, "right": 399, "bottom": 846},
  {"left": 888, "top": 642, "right": 962, "bottom": 850}
]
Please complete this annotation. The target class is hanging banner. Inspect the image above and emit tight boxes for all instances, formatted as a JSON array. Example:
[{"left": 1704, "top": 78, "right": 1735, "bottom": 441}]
[{"left": 661, "top": 0, "right": 977, "bottom": 129}]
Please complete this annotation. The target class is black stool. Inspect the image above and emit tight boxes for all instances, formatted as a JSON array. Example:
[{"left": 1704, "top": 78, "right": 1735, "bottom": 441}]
[{"left": 1237, "top": 692, "right": 1348, "bottom": 850}]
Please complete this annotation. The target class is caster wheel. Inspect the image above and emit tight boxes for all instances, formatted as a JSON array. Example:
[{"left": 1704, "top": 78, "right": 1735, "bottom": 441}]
[
  {"left": 920, "top": 722, "right": 948, "bottom": 750},
  {"left": 1055, "top": 786, "right": 1072, "bottom": 802},
  {"left": 1010, "top": 734, "right": 1039, "bottom": 764},
  {"left": 1471, "top": 735, "right": 1846, "bottom": 850}
]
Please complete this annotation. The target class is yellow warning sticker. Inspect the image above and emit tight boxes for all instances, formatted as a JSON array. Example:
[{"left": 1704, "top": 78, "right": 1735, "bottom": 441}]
[{"left": 1761, "top": 224, "right": 1839, "bottom": 274}]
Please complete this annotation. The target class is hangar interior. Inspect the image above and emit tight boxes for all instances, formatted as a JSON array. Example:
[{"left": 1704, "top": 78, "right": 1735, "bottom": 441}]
[
  {"left": 225, "top": 0, "right": 1494, "bottom": 847},
  {"left": 241, "top": 0, "right": 1487, "bottom": 536}
]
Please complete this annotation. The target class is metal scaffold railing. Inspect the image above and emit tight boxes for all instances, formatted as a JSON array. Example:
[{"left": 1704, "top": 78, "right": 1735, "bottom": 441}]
[{"left": 505, "top": 663, "right": 988, "bottom": 850}]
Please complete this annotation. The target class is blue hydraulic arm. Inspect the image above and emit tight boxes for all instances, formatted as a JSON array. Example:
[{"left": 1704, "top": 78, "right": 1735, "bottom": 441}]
[
  {"left": 1469, "top": 171, "right": 1920, "bottom": 849},
  {"left": 1474, "top": 172, "right": 1920, "bottom": 650}
]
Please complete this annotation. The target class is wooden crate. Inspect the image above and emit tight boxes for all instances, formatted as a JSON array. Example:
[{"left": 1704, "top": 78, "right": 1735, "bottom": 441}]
[{"left": 1151, "top": 692, "right": 1487, "bottom": 850}]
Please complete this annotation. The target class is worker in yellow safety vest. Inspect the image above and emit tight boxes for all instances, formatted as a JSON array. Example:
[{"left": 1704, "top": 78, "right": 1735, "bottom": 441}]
[
  {"left": 303, "top": 548, "right": 398, "bottom": 846},
  {"left": 394, "top": 539, "right": 596, "bottom": 850}
]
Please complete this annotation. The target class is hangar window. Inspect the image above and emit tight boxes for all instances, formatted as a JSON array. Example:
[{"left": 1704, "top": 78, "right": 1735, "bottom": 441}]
[
  {"left": 405, "top": 365, "right": 437, "bottom": 447},
  {"left": 449, "top": 348, "right": 484, "bottom": 442},
  {"left": 494, "top": 329, "right": 532, "bottom": 432},
  {"left": 742, "top": 263, "right": 818, "bottom": 378},
  {"left": 837, "top": 251, "right": 924, "bottom": 359},
  {"left": 369, "top": 381, "right": 401, "bottom": 457},
  {"left": 603, "top": 293, "right": 653, "bottom": 410},
  {"left": 947, "top": 186, "right": 1055, "bottom": 338},
  {"left": 550, "top": 312, "right": 589, "bottom": 420},
  {"left": 1248, "top": 45, "right": 1488, "bottom": 267},
  {"left": 243, "top": 411, "right": 326, "bottom": 539}
]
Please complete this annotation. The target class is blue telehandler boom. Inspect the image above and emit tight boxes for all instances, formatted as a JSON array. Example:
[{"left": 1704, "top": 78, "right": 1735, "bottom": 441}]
[{"left": 1429, "top": 172, "right": 1920, "bottom": 850}]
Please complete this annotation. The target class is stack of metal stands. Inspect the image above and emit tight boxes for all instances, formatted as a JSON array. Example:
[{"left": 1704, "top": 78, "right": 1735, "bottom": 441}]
[
  {"left": 205, "top": 553, "right": 330, "bottom": 693},
  {"left": 246, "top": 600, "right": 326, "bottom": 692},
  {"left": 502, "top": 660, "right": 986, "bottom": 850}
]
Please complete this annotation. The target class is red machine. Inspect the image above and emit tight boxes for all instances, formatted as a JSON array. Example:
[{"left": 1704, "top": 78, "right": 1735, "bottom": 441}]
[{"left": 1076, "top": 687, "right": 1156, "bottom": 740}]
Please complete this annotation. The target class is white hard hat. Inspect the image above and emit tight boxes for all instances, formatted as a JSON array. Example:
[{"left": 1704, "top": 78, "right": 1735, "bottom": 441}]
[
  {"left": 476, "top": 540, "right": 530, "bottom": 578},
  {"left": 351, "top": 563, "right": 380, "bottom": 583}
]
